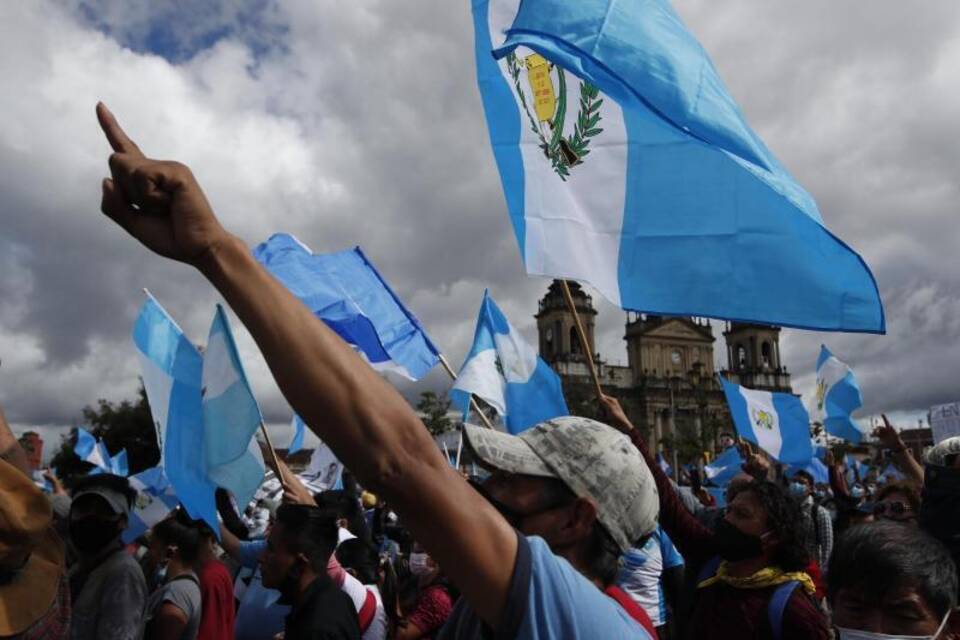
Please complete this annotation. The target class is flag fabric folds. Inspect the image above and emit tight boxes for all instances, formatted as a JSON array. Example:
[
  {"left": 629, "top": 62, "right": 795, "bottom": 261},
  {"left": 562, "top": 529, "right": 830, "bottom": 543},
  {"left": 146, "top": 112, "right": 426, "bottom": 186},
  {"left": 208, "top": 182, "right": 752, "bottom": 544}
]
[
  {"left": 253, "top": 234, "right": 440, "bottom": 380},
  {"left": 721, "top": 379, "right": 813, "bottom": 464},
  {"left": 451, "top": 290, "right": 568, "bottom": 434},
  {"left": 133, "top": 293, "right": 219, "bottom": 536},
  {"left": 812, "top": 345, "right": 865, "bottom": 443},
  {"left": 202, "top": 305, "right": 266, "bottom": 509},
  {"left": 471, "top": 0, "right": 884, "bottom": 333},
  {"left": 289, "top": 414, "right": 306, "bottom": 455},
  {"left": 703, "top": 446, "right": 743, "bottom": 487},
  {"left": 785, "top": 457, "right": 829, "bottom": 485},
  {"left": 74, "top": 427, "right": 111, "bottom": 472},
  {"left": 109, "top": 449, "right": 129, "bottom": 477},
  {"left": 123, "top": 466, "right": 180, "bottom": 544}
]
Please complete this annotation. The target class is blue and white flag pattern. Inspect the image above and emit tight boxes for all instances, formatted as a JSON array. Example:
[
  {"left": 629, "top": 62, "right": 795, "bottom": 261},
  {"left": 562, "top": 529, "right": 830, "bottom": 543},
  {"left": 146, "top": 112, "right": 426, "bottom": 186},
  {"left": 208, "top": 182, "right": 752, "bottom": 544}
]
[
  {"left": 721, "top": 379, "right": 813, "bottom": 464},
  {"left": 123, "top": 466, "right": 180, "bottom": 544},
  {"left": 288, "top": 414, "right": 306, "bottom": 455},
  {"left": 202, "top": 305, "right": 266, "bottom": 510},
  {"left": 785, "top": 457, "right": 829, "bottom": 485},
  {"left": 471, "top": 0, "right": 884, "bottom": 334},
  {"left": 451, "top": 291, "right": 568, "bottom": 434},
  {"left": 812, "top": 345, "right": 866, "bottom": 443},
  {"left": 109, "top": 449, "right": 129, "bottom": 477},
  {"left": 656, "top": 453, "right": 672, "bottom": 477},
  {"left": 703, "top": 446, "right": 743, "bottom": 487},
  {"left": 254, "top": 234, "right": 440, "bottom": 380},
  {"left": 74, "top": 427, "right": 111, "bottom": 472},
  {"left": 133, "top": 293, "right": 219, "bottom": 536}
]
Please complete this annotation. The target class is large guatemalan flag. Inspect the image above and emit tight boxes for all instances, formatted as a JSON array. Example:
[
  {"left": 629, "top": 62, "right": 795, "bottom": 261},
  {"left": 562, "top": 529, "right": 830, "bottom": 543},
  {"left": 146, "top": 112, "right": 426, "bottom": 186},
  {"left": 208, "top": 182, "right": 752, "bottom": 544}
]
[
  {"left": 471, "top": 0, "right": 884, "bottom": 333},
  {"left": 720, "top": 378, "right": 813, "bottom": 464},
  {"left": 452, "top": 290, "right": 568, "bottom": 434},
  {"left": 811, "top": 345, "right": 865, "bottom": 443},
  {"left": 254, "top": 233, "right": 440, "bottom": 380}
]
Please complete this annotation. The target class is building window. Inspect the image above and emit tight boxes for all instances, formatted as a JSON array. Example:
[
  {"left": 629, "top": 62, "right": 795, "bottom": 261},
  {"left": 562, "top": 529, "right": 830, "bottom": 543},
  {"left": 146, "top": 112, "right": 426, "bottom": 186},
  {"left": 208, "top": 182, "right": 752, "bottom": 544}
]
[
  {"left": 761, "top": 342, "right": 772, "bottom": 368},
  {"left": 570, "top": 327, "right": 582, "bottom": 355},
  {"left": 736, "top": 344, "right": 747, "bottom": 367}
]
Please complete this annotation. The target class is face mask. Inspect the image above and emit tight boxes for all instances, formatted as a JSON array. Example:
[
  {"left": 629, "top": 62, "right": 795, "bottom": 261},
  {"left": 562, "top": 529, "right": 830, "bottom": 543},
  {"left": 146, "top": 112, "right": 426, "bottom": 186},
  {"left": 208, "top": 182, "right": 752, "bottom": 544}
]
[
  {"left": 789, "top": 482, "right": 808, "bottom": 498},
  {"left": 835, "top": 609, "right": 952, "bottom": 640},
  {"left": 409, "top": 552, "right": 432, "bottom": 576},
  {"left": 713, "top": 518, "right": 765, "bottom": 562},
  {"left": 69, "top": 517, "right": 119, "bottom": 554},
  {"left": 851, "top": 485, "right": 866, "bottom": 499}
]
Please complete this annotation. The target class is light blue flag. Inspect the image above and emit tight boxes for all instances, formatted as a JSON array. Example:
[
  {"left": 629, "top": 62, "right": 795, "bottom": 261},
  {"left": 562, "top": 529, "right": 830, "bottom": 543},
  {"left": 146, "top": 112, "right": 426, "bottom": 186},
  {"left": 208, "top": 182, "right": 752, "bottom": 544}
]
[
  {"left": 471, "top": 0, "right": 884, "bottom": 334},
  {"left": 703, "top": 446, "right": 743, "bottom": 487},
  {"left": 844, "top": 454, "right": 870, "bottom": 484},
  {"left": 451, "top": 290, "right": 568, "bottom": 434},
  {"left": 74, "top": 427, "right": 111, "bottom": 472},
  {"left": 288, "top": 414, "right": 306, "bottom": 455},
  {"left": 253, "top": 234, "right": 439, "bottom": 380},
  {"left": 202, "top": 305, "right": 266, "bottom": 510},
  {"left": 109, "top": 449, "right": 129, "bottom": 477},
  {"left": 705, "top": 488, "right": 727, "bottom": 508},
  {"left": 812, "top": 345, "right": 865, "bottom": 443},
  {"left": 879, "top": 463, "right": 905, "bottom": 483},
  {"left": 123, "top": 466, "right": 180, "bottom": 544},
  {"left": 133, "top": 294, "right": 219, "bottom": 536},
  {"left": 656, "top": 453, "right": 672, "bottom": 477},
  {"left": 721, "top": 378, "right": 813, "bottom": 464}
]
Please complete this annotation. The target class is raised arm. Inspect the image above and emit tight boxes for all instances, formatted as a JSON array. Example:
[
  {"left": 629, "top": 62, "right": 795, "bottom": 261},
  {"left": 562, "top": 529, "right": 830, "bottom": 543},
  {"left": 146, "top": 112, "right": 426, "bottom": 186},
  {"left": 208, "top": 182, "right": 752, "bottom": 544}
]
[
  {"left": 598, "top": 395, "right": 716, "bottom": 563},
  {"left": 95, "top": 104, "right": 516, "bottom": 627},
  {"left": 874, "top": 415, "right": 925, "bottom": 486}
]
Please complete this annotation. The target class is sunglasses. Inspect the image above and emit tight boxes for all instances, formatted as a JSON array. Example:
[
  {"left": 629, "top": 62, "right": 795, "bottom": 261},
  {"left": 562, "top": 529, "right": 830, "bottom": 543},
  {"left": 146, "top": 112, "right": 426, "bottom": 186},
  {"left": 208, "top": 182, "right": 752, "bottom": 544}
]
[
  {"left": 873, "top": 501, "right": 914, "bottom": 518},
  {"left": 469, "top": 478, "right": 575, "bottom": 527}
]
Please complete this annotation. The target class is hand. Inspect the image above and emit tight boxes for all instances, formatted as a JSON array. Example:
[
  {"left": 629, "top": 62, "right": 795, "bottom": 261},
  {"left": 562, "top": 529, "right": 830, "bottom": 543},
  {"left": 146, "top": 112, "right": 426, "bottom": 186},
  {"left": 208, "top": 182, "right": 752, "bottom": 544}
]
[
  {"left": 43, "top": 468, "right": 66, "bottom": 496},
  {"left": 873, "top": 415, "right": 906, "bottom": 451},
  {"left": 742, "top": 450, "right": 771, "bottom": 479},
  {"left": 597, "top": 394, "right": 633, "bottom": 434},
  {"left": 824, "top": 449, "right": 835, "bottom": 467},
  {"left": 96, "top": 103, "right": 232, "bottom": 268}
]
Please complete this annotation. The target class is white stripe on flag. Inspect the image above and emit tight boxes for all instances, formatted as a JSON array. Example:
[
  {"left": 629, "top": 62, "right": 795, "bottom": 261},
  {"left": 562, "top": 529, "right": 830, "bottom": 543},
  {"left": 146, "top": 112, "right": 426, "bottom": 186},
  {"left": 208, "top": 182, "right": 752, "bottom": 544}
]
[{"left": 738, "top": 385, "right": 784, "bottom": 460}]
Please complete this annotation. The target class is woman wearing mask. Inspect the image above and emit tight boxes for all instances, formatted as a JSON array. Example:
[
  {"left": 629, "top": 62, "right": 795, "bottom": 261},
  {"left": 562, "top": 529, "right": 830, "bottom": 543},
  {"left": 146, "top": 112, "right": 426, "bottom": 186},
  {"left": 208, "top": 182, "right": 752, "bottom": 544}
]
[
  {"left": 393, "top": 544, "right": 456, "bottom": 640},
  {"left": 143, "top": 517, "right": 203, "bottom": 640}
]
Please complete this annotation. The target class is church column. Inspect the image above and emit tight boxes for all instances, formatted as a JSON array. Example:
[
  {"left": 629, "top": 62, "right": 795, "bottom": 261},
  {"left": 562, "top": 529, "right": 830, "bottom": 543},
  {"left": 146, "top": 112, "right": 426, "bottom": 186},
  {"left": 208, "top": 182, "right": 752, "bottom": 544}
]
[
  {"left": 774, "top": 340, "right": 782, "bottom": 370},
  {"left": 654, "top": 410, "right": 663, "bottom": 453}
]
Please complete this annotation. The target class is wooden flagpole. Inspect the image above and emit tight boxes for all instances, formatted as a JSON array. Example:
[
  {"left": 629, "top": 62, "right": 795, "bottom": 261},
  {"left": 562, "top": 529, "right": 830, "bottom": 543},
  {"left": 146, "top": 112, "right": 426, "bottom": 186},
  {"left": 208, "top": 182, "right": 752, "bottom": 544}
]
[
  {"left": 559, "top": 280, "right": 604, "bottom": 402},
  {"left": 437, "top": 354, "right": 496, "bottom": 429}
]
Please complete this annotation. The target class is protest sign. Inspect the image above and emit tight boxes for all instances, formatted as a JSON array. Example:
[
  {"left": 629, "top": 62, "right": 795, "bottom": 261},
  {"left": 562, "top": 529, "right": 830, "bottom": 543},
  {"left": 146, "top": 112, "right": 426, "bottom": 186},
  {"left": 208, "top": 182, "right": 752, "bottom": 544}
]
[{"left": 930, "top": 402, "right": 960, "bottom": 444}]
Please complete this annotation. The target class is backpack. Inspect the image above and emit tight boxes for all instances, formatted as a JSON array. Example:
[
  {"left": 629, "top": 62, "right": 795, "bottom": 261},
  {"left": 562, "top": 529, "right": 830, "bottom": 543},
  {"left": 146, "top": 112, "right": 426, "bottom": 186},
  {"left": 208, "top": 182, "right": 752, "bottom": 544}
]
[{"left": 697, "top": 557, "right": 801, "bottom": 640}]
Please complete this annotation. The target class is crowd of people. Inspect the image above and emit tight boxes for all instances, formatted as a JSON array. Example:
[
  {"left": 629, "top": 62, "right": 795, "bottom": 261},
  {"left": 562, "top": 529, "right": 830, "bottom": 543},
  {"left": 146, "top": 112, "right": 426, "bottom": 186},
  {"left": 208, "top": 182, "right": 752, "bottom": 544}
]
[{"left": 1, "top": 104, "right": 959, "bottom": 640}]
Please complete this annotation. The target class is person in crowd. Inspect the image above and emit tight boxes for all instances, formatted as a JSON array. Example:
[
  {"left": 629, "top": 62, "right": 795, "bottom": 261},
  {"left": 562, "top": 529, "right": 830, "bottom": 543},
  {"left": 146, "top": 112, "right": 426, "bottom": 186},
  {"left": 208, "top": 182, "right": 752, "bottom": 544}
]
[
  {"left": 618, "top": 525, "right": 685, "bottom": 640},
  {"left": 787, "top": 470, "right": 833, "bottom": 571},
  {"left": 0, "top": 405, "right": 70, "bottom": 640},
  {"left": 873, "top": 415, "right": 925, "bottom": 486},
  {"left": 336, "top": 538, "right": 390, "bottom": 640},
  {"left": 393, "top": 544, "right": 456, "bottom": 640},
  {"left": 259, "top": 504, "right": 361, "bottom": 639},
  {"left": 828, "top": 521, "right": 958, "bottom": 639},
  {"left": 67, "top": 473, "right": 147, "bottom": 640},
  {"left": 873, "top": 481, "right": 921, "bottom": 524},
  {"left": 186, "top": 517, "right": 235, "bottom": 640},
  {"left": 600, "top": 395, "right": 829, "bottom": 640},
  {"left": 93, "top": 102, "right": 661, "bottom": 638},
  {"left": 143, "top": 517, "right": 203, "bottom": 640},
  {"left": 921, "top": 436, "right": 960, "bottom": 600}
]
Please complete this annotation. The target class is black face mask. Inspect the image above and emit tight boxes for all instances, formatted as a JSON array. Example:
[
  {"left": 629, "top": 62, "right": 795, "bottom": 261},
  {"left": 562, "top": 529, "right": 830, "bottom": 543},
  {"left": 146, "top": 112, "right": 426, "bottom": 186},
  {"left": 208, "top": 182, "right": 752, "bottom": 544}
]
[
  {"left": 920, "top": 465, "right": 960, "bottom": 561},
  {"left": 69, "top": 517, "right": 120, "bottom": 554},
  {"left": 713, "top": 518, "right": 765, "bottom": 561},
  {"left": 277, "top": 559, "right": 305, "bottom": 605}
]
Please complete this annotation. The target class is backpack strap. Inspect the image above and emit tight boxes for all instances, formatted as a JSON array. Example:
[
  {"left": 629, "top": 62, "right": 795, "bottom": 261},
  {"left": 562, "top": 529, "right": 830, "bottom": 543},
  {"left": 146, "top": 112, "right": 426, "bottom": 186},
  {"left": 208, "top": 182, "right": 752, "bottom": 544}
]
[
  {"left": 168, "top": 572, "right": 200, "bottom": 588},
  {"left": 768, "top": 581, "right": 801, "bottom": 640},
  {"left": 696, "top": 556, "right": 723, "bottom": 584}
]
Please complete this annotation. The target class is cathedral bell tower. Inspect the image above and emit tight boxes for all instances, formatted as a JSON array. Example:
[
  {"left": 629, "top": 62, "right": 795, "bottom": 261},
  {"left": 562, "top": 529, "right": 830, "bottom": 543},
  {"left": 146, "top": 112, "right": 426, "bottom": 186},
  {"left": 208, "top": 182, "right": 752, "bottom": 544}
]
[
  {"left": 535, "top": 280, "right": 597, "bottom": 365},
  {"left": 722, "top": 322, "right": 792, "bottom": 392}
]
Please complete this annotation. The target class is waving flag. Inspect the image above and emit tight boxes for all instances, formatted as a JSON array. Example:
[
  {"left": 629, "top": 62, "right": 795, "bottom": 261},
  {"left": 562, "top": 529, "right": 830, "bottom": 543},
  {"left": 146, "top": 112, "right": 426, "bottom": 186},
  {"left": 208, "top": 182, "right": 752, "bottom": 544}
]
[
  {"left": 451, "top": 290, "right": 568, "bottom": 434},
  {"left": 123, "top": 466, "right": 180, "bottom": 544},
  {"left": 812, "top": 345, "right": 865, "bottom": 443},
  {"left": 288, "top": 414, "right": 306, "bottom": 455},
  {"left": 74, "top": 427, "right": 111, "bottom": 472},
  {"left": 704, "top": 446, "right": 744, "bottom": 488},
  {"left": 254, "top": 234, "right": 439, "bottom": 379},
  {"left": 471, "top": 0, "right": 884, "bottom": 333},
  {"left": 202, "top": 305, "right": 266, "bottom": 509},
  {"left": 721, "top": 379, "right": 812, "bottom": 464},
  {"left": 786, "top": 457, "right": 829, "bottom": 485},
  {"left": 109, "top": 449, "right": 129, "bottom": 477},
  {"left": 133, "top": 294, "right": 219, "bottom": 536}
]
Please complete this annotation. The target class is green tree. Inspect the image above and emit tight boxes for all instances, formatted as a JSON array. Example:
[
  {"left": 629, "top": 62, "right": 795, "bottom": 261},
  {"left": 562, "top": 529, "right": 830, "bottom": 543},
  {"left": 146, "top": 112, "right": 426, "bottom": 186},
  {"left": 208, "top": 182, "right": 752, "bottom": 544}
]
[
  {"left": 416, "top": 391, "right": 453, "bottom": 436},
  {"left": 50, "top": 383, "right": 158, "bottom": 488}
]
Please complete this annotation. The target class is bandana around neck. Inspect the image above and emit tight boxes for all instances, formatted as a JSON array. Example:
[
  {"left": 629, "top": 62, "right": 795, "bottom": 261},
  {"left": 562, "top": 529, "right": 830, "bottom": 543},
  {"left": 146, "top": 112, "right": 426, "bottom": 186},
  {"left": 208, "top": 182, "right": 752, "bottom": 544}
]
[{"left": 697, "top": 561, "right": 817, "bottom": 596}]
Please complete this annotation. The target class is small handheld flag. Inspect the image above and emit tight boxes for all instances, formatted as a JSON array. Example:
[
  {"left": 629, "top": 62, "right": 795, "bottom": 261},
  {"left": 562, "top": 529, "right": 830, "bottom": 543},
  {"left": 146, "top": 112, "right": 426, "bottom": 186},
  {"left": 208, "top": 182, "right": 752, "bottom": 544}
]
[
  {"left": 721, "top": 378, "right": 813, "bottom": 464},
  {"left": 451, "top": 291, "right": 568, "bottom": 434},
  {"left": 811, "top": 345, "right": 865, "bottom": 443},
  {"left": 703, "top": 446, "right": 744, "bottom": 487}
]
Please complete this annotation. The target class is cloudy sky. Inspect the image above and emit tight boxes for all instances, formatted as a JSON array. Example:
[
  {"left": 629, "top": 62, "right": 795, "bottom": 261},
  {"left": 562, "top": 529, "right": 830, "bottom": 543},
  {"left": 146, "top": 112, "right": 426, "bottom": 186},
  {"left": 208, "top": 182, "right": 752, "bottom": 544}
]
[{"left": 1, "top": 1, "right": 958, "bottom": 458}]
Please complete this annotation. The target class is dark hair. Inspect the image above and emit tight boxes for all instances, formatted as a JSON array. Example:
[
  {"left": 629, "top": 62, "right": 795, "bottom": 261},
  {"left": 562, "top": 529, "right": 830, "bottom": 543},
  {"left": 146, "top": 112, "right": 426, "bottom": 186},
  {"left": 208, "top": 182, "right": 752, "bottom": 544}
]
[
  {"left": 72, "top": 473, "right": 136, "bottom": 509},
  {"left": 792, "top": 470, "right": 814, "bottom": 486},
  {"left": 275, "top": 504, "right": 339, "bottom": 573},
  {"left": 828, "top": 521, "right": 958, "bottom": 618},
  {"left": 336, "top": 538, "right": 380, "bottom": 585},
  {"left": 315, "top": 490, "right": 370, "bottom": 541},
  {"left": 152, "top": 517, "right": 203, "bottom": 566},
  {"left": 728, "top": 480, "right": 810, "bottom": 572},
  {"left": 875, "top": 481, "right": 921, "bottom": 514}
]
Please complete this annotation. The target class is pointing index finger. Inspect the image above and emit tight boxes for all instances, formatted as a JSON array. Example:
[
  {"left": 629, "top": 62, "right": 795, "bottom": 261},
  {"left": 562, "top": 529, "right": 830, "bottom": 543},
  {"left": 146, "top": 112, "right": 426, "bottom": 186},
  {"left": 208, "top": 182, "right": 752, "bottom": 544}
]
[{"left": 96, "top": 102, "right": 143, "bottom": 157}]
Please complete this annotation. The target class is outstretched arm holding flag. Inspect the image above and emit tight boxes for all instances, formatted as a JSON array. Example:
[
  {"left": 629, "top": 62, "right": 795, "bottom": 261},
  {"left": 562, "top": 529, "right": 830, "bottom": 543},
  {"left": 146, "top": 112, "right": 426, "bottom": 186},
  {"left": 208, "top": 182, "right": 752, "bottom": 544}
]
[{"left": 96, "top": 104, "right": 519, "bottom": 628}]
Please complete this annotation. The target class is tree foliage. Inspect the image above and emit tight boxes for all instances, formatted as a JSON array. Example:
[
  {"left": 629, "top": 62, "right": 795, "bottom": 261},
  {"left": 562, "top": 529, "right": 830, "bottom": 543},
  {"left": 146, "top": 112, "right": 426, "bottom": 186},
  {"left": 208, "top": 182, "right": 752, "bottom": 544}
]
[{"left": 416, "top": 391, "right": 454, "bottom": 436}]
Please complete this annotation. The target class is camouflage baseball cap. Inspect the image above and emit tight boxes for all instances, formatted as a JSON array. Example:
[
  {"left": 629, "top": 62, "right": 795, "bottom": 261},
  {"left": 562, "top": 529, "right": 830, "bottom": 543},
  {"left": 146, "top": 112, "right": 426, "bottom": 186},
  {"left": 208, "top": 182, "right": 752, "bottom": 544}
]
[{"left": 464, "top": 417, "right": 658, "bottom": 552}]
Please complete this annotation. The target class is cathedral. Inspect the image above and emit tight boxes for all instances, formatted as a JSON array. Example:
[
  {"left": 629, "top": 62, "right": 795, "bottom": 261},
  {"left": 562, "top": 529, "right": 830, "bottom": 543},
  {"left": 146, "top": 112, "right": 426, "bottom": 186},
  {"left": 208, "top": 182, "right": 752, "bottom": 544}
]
[{"left": 535, "top": 280, "right": 793, "bottom": 459}]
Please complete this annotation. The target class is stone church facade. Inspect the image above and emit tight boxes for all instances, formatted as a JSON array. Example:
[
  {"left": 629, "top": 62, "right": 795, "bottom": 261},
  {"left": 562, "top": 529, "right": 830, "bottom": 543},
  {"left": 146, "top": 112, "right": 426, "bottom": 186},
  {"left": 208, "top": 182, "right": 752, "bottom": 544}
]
[{"left": 535, "top": 280, "right": 793, "bottom": 458}]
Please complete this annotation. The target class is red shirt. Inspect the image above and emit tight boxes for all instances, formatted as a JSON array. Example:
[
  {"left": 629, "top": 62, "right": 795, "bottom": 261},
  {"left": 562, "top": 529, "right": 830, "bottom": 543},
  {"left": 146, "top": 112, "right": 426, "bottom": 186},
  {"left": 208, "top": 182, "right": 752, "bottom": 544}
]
[{"left": 197, "top": 559, "right": 236, "bottom": 640}]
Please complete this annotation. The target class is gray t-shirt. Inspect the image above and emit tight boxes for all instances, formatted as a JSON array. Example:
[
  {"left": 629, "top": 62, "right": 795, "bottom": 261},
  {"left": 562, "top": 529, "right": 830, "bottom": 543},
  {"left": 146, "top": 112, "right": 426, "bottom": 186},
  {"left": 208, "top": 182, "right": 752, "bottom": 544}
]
[
  {"left": 70, "top": 547, "right": 148, "bottom": 640},
  {"left": 144, "top": 572, "right": 202, "bottom": 640}
]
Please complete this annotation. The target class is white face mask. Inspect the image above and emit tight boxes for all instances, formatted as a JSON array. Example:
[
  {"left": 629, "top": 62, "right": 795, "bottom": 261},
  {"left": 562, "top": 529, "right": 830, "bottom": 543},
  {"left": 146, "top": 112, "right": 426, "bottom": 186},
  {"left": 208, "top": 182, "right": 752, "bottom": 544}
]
[
  {"left": 835, "top": 610, "right": 952, "bottom": 640},
  {"left": 409, "top": 552, "right": 432, "bottom": 577}
]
